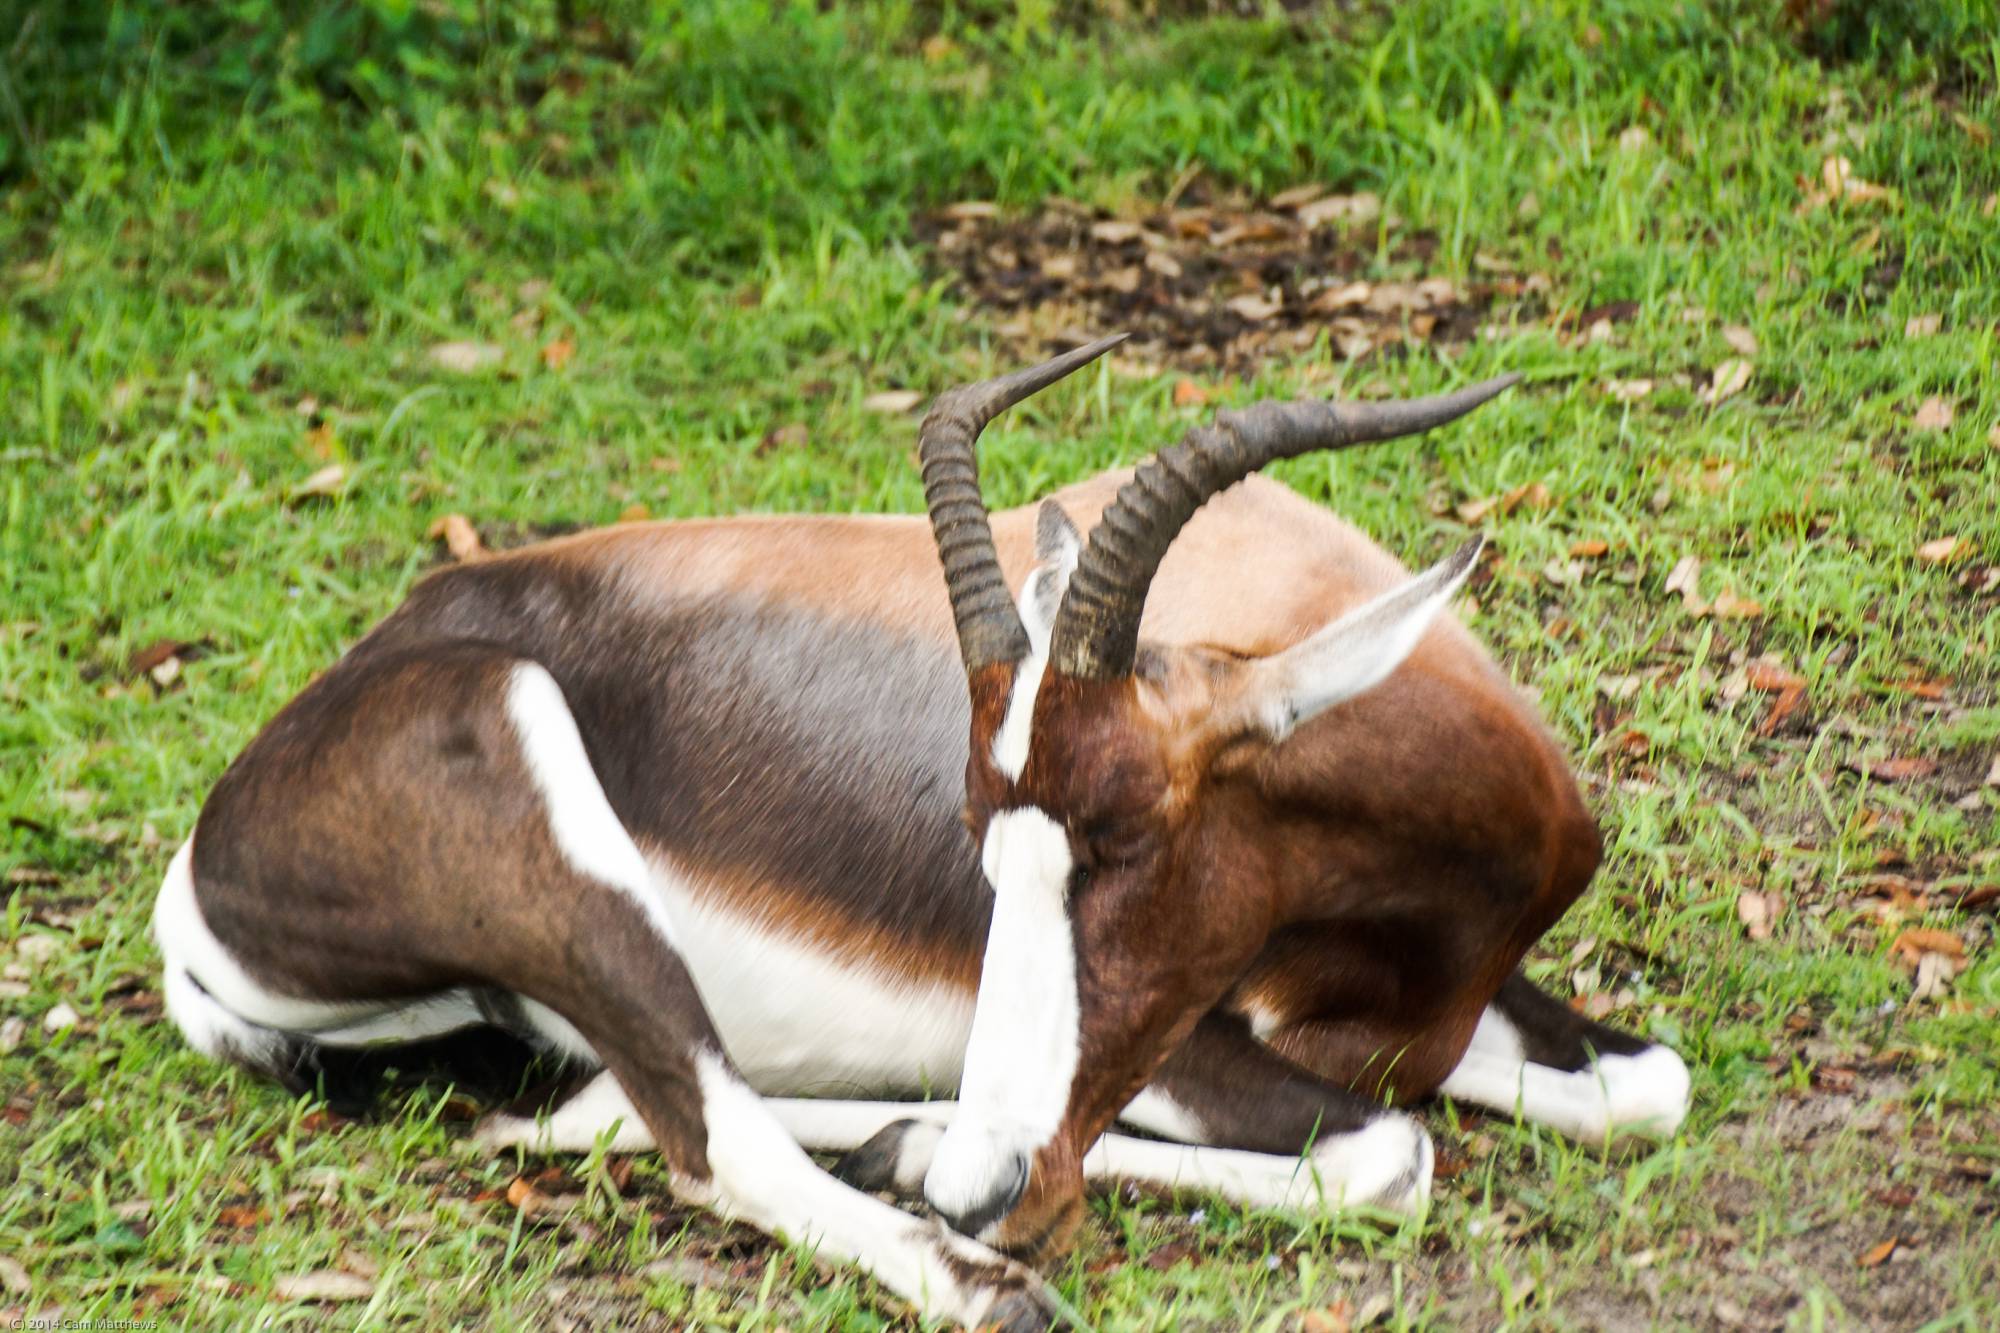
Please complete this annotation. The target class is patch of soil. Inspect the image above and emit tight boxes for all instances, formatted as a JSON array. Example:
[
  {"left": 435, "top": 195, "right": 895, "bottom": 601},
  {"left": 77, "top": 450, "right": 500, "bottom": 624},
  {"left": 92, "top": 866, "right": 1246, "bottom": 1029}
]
[{"left": 916, "top": 190, "right": 1550, "bottom": 374}]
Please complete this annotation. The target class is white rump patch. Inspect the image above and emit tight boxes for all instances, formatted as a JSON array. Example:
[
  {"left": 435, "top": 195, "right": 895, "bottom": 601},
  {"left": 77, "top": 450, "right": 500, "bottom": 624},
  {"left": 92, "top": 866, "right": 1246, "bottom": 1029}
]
[
  {"left": 1438, "top": 1005, "right": 1692, "bottom": 1145},
  {"left": 926, "top": 807, "right": 1079, "bottom": 1229},
  {"left": 154, "top": 835, "right": 393, "bottom": 1064}
]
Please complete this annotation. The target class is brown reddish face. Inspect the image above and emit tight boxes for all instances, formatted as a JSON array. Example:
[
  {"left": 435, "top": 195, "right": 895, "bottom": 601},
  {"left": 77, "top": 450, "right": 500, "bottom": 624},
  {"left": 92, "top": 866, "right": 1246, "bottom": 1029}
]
[
  {"left": 913, "top": 336, "right": 1515, "bottom": 1254},
  {"left": 918, "top": 505, "right": 1487, "bottom": 1258}
]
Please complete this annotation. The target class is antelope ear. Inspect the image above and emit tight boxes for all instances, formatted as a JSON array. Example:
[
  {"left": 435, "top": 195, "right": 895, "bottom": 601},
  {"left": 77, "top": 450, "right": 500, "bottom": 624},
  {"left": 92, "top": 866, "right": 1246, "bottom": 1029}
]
[
  {"left": 1020, "top": 501, "right": 1082, "bottom": 654},
  {"left": 1237, "top": 535, "right": 1484, "bottom": 741}
]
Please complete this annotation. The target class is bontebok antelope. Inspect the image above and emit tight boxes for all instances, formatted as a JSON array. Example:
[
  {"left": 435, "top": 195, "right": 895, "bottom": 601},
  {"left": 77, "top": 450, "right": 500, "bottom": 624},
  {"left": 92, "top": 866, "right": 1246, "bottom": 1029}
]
[{"left": 156, "top": 335, "right": 1690, "bottom": 1327}]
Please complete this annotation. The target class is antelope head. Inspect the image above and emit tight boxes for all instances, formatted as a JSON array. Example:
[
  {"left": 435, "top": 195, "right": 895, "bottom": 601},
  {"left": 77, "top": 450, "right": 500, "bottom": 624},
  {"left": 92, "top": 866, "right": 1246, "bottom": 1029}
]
[{"left": 917, "top": 335, "right": 1518, "bottom": 1258}]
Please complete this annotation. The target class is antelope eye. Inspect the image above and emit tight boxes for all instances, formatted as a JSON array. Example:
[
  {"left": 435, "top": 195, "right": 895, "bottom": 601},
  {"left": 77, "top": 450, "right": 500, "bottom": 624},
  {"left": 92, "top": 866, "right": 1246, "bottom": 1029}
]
[{"left": 1067, "top": 863, "right": 1092, "bottom": 895}]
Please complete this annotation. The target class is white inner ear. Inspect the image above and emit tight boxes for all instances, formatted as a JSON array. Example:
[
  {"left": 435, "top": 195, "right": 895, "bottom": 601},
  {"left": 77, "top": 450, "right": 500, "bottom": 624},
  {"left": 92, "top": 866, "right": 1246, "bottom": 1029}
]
[
  {"left": 1019, "top": 500, "right": 1081, "bottom": 656},
  {"left": 1247, "top": 534, "right": 1484, "bottom": 741}
]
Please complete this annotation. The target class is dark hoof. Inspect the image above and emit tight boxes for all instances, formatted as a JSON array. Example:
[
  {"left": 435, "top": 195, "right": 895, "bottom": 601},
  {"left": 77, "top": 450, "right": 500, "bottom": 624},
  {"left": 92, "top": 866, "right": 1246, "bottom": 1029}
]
[
  {"left": 980, "top": 1284, "right": 1059, "bottom": 1333},
  {"left": 832, "top": 1119, "right": 920, "bottom": 1195}
]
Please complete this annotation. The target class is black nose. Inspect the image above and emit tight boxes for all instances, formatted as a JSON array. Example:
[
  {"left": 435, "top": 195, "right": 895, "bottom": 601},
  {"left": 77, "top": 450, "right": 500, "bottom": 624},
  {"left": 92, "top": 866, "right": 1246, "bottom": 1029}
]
[{"left": 932, "top": 1152, "right": 1029, "bottom": 1239}]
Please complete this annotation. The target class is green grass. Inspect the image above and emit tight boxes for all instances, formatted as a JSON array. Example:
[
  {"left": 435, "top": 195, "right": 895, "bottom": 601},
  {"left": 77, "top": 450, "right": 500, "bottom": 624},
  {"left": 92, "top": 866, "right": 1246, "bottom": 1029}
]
[{"left": 4, "top": 0, "right": 1998, "bottom": 1327}]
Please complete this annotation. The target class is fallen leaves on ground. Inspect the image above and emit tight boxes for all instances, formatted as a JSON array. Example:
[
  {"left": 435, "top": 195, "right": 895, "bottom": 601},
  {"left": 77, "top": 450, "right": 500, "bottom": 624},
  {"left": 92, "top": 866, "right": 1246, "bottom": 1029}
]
[
  {"left": 1858, "top": 1237, "right": 1903, "bottom": 1267},
  {"left": 1849, "top": 755, "right": 1938, "bottom": 783},
  {"left": 429, "top": 341, "right": 504, "bottom": 373},
  {"left": 1798, "top": 155, "right": 1897, "bottom": 212},
  {"left": 861, "top": 389, "right": 922, "bottom": 413},
  {"left": 1664, "top": 555, "right": 1709, "bottom": 614},
  {"left": 1738, "top": 890, "right": 1781, "bottom": 941},
  {"left": 1911, "top": 396, "right": 1954, "bottom": 431},
  {"left": 1701, "top": 358, "right": 1752, "bottom": 405},
  {"left": 0, "top": 1255, "right": 26, "bottom": 1294},
  {"left": 289, "top": 463, "right": 347, "bottom": 504},
  {"left": 1904, "top": 314, "right": 1940, "bottom": 338},
  {"left": 1712, "top": 589, "right": 1765, "bottom": 620},
  {"left": 1915, "top": 536, "right": 1969, "bottom": 564},
  {"left": 1456, "top": 481, "right": 1551, "bottom": 525},
  {"left": 917, "top": 194, "right": 1532, "bottom": 372},
  {"left": 757, "top": 423, "right": 808, "bottom": 457},
  {"left": 539, "top": 337, "right": 575, "bottom": 371},
  {"left": 1722, "top": 325, "right": 1759, "bottom": 357},
  {"left": 426, "top": 514, "right": 486, "bottom": 562},
  {"left": 1889, "top": 928, "right": 1969, "bottom": 1001},
  {"left": 273, "top": 1271, "right": 375, "bottom": 1303}
]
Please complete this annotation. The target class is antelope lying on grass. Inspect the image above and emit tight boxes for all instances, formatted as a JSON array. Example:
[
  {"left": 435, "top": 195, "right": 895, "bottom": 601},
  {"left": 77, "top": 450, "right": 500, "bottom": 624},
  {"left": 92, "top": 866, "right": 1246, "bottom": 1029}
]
[{"left": 155, "top": 335, "right": 1689, "bottom": 1328}]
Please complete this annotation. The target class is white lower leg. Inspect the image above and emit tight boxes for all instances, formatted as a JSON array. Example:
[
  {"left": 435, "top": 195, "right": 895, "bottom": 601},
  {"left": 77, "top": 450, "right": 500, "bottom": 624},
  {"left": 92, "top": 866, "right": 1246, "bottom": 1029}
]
[
  {"left": 688, "top": 1054, "right": 1048, "bottom": 1328},
  {"left": 1438, "top": 1007, "right": 1691, "bottom": 1145},
  {"left": 1083, "top": 1115, "right": 1432, "bottom": 1215}
]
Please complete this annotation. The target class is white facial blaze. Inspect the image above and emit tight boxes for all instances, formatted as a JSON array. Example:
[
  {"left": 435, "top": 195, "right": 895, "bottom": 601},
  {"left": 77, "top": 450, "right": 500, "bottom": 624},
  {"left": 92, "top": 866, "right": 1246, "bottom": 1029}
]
[{"left": 924, "top": 807, "right": 1079, "bottom": 1226}]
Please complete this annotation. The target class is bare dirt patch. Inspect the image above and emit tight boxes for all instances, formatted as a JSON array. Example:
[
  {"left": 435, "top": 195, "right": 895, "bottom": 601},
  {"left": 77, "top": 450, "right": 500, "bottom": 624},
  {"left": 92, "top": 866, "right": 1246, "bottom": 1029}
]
[{"left": 916, "top": 190, "right": 1552, "bottom": 374}]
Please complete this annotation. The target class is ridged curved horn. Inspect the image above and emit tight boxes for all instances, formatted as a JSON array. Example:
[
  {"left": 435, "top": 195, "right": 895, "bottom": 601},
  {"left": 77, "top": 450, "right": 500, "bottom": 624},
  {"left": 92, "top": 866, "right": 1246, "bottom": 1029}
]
[
  {"left": 920, "top": 334, "right": 1129, "bottom": 673},
  {"left": 1049, "top": 372, "right": 1521, "bottom": 681}
]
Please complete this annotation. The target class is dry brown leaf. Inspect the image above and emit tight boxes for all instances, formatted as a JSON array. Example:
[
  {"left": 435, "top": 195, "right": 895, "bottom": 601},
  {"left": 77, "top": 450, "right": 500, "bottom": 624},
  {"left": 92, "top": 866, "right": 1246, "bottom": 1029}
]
[
  {"left": 1985, "top": 752, "right": 2000, "bottom": 788},
  {"left": 757, "top": 423, "right": 807, "bottom": 457},
  {"left": 274, "top": 1271, "right": 375, "bottom": 1303},
  {"left": 426, "top": 514, "right": 485, "bottom": 563},
  {"left": 1701, "top": 358, "right": 1752, "bottom": 405},
  {"left": 1911, "top": 396, "right": 1954, "bottom": 431},
  {"left": 0, "top": 1254, "right": 26, "bottom": 1295},
  {"left": 940, "top": 200, "right": 998, "bottom": 222},
  {"left": 1455, "top": 495, "right": 1498, "bottom": 524},
  {"left": 861, "top": 389, "right": 922, "bottom": 414},
  {"left": 1821, "top": 155, "right": 1896, "bottom": 205},
  {"left": 1864, "top": 756, "right": 1938, "bottom": 783},
  {"left": 1088, "top": 220, "right": 1145, "bottom": 245},
  {"left": 291, "top": 463, "right": 347, "bottom": 502},
  {"left": 1989, "top": 421, "right": 2000, "bottom": 448},
  {"left": 1570, "top": 539, "right": 1610, "bottom": 558},
  {"left": 1722, "top": 325, "right": 1759, "bottom": 357},
  {"left": 1297, "top": 1301, "right": 1353, "bottom": 1333},
  {"left": 1858, "top": 1237, "right": 1900, "bottom": 1268},
  {"left": 1296, "top": 192, "right": 1379, "bottom": 228},
  {"left": 1737, "top": 890, "right": 1778, "bottom": 941},
  {"left": 1172, "top": 378, "right": 1208, "bottom": 408},
  {"left": 1617, "top": 125, "right": 1652, "bottom": 152},
  {"left": 618, "top": 503, "right": 649, "bottom": 523},
  {"left": 1268, "top": 182, "right": 1329, "bottom": 211},
  {"left": 429, "top": 341, "right": 504, "bottom": 374},
  {"left": 1916, "top": 536, "right": 1970, "bottom": 564},
  {"left": 1745, "top": 660, "right": 1803, "bottom": 692},
  {"left": 1713, "top": 589, "right": 1765, "bottom": 620},
  {"left": 538, "top": 338, "right": 574, "bottom": 371},
  {"left": 1310, "top": 280, "right": 1373, "bottom": 312},
  {"left": 1904, "top": 314, "right": 1941, "bottom": 338},
  {"left": 1664, "top": 555, "right": 1709, "bottom": 615},
  {"left": 1890, "top": 928, "right": 1966, "bottom": 966},
  {"left": 1605, "top": 378, "right": 1654, "bottom": 402},
  {"left": 1757, "top": 684, "right": 1805, "bottom": 737},
  {"left": 1224, "top": 292, "right": 1283, "bottom": 322},
  {"left": 1887, "top": 675, "right": 1948, "bottom": 700}
]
